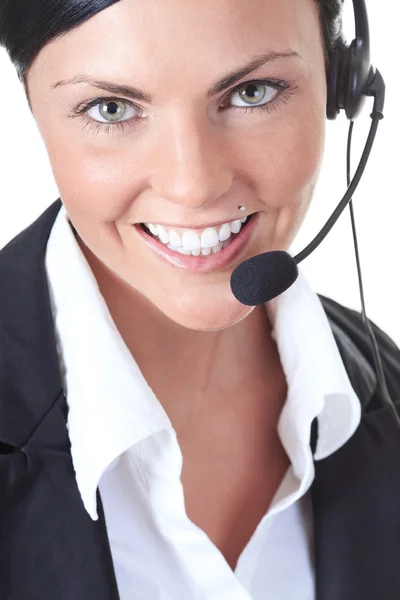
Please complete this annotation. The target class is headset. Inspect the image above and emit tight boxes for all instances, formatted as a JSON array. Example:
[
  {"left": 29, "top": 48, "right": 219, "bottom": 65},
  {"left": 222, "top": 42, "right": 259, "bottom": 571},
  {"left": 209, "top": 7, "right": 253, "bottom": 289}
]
[
  {"left": 317, "top": 0, "right": 399, "bottom": 435},
  {"left": 327, "top": 0, "right": 374, "bottom": 121},
  {"left": 325, "top": 0, "right": 398, "bottom": 425},
  {"left": 231, "top": 0, "right": 400, "bottom": 430}
]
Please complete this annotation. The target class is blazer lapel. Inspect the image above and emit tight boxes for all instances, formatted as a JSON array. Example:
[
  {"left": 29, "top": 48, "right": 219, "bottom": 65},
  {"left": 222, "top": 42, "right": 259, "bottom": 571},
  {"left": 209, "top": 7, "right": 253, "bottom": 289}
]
[{"left": 0, "top": 200, "right": 120, "bottom": 599}]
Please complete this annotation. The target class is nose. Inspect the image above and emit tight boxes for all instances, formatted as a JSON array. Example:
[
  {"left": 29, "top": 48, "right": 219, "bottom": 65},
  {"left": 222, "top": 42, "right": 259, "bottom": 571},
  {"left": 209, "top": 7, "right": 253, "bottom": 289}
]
[{"left": 149, "top": 111, "right": 233, "bottom": 210}]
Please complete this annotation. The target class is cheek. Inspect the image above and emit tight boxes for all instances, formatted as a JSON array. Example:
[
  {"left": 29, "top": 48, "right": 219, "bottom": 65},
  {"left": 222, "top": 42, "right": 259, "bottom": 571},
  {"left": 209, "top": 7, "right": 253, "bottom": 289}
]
[
  {"left": 45, "top": 138, "right": 137, "bottom": 221},
  {"left": 245, "top": 115, "right": 325, "bottom": 208},
  {"left": 236, "top": 111, "right": 325, "bottom": 249}
]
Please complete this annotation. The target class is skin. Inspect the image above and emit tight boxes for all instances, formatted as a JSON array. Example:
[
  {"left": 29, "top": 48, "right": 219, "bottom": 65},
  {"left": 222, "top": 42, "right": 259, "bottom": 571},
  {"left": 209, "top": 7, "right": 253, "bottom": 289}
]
[
  {"left": 25, "top": 0, "right": 327, "bottom": 568},
  {"left": 25, "top": 0, "right": 326, "bottom": 424}
]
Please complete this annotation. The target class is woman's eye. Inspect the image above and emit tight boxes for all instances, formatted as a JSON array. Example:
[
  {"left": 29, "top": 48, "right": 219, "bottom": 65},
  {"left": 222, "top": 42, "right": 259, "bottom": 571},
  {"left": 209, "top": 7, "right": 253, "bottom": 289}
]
[
  {"left": 224, "top": 80, "right": 282, "bottom": 109},
  {"left": 86, "top": 99, "right": 139, "bottom": 124}
]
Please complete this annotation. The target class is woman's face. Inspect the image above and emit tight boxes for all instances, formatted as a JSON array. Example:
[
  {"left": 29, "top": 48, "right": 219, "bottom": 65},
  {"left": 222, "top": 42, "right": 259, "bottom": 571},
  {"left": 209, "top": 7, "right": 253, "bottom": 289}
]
[{"left": 27, "top": 0, "right": 326, "bottom": 331}]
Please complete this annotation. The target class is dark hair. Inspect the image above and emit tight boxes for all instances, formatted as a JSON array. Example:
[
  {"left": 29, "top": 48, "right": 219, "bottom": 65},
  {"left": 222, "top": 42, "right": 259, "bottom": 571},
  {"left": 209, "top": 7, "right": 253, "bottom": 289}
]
[{"left": 0, "top": 0, "right": 344, "bottom": 109}]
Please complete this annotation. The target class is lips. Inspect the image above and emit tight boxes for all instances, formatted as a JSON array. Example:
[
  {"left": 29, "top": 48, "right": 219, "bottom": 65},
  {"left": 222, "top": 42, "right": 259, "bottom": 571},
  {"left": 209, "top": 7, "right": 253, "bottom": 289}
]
[{"left": 133, "top": 211, "right": 261, "bottom": 272}]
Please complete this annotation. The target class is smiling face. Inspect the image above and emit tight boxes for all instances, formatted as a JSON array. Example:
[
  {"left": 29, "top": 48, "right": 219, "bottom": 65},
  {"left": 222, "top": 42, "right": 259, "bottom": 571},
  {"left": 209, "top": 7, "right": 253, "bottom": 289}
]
[{"left": 26, "top": 0, "right": 327, "bottom": 332}]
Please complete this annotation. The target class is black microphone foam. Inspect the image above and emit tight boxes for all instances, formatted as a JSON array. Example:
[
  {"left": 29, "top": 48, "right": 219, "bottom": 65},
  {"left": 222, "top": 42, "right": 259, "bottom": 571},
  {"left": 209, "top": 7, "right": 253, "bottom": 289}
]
[{"left": 230, "top": 251, "right": 299, "bottom": 306}]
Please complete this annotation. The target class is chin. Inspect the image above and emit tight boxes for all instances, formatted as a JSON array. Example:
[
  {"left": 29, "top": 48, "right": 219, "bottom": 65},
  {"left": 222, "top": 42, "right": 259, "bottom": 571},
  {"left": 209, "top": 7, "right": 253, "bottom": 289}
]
[{"left": 157, "top": 297, "right": 255, "bottom": 332}]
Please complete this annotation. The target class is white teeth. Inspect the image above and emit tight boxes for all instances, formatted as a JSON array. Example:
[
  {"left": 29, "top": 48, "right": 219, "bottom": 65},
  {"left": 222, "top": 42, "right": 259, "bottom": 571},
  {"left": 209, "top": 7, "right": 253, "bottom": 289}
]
[
  {"left": 168, "top": 229, "right": 182, "bottom": 247},
  {"left": 143, "top": 215, "right": 251, "bottom": 252},
  {"left": 230, "top": 219, "right": 242, "bottom": 234},
  {"left": 219, "top": 223, "right": 232, "bottom": 242},
  {"left": 171, "top": 244, "right": 191, "bottom": 255},
  {"left": 156, "top": 225, "right": 170, "bottom": 244},
  {"left": 148, "top": 223, "right": 159, "bottom": 236},
  {"left": 167, "top": 238, "right": 230, "bottom": 256},
  {"left": 182, "top": 230, "right": 201, "bottom": 251},
  {"left": 201, "top": 228, "right": 220, "bottom": 248},
  {"left": 212, "top": 242, "right": 223, "bottom": 253}
]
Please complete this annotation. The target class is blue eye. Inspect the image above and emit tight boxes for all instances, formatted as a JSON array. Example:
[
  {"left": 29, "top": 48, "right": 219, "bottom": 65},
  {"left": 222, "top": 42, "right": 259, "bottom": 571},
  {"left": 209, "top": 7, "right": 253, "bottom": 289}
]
[{"left": 70, "top": 78, "right": 296, "bottom": 136}]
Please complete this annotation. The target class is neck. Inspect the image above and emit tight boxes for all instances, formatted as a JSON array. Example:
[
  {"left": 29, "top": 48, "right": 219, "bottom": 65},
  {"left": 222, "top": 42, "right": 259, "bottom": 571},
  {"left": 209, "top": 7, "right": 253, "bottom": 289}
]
[{"left": 79, "top": 236, "right": 285, "bottom": 423}]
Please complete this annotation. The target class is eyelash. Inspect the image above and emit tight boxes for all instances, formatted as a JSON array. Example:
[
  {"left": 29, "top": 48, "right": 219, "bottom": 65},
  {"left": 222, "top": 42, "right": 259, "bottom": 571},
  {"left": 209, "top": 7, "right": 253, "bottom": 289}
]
[{"left": 70, "top": 78, "right": 297, "bottom": 136}]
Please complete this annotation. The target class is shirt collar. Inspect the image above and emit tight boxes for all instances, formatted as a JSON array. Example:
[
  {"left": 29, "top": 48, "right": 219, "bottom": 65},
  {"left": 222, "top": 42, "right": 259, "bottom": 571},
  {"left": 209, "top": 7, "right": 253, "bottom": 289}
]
[
  {"left": 265, "top": 268, "right": 361, "bottom": 473},
  {"left": 45, "top": 203, "right": 361, "bottom": 520}
]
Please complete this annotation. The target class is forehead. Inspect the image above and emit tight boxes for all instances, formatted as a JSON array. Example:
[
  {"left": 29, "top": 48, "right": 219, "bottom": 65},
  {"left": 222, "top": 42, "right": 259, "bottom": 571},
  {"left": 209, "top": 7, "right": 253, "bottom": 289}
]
[{"left": 29, "top": 0, "right": 322, "bottom": 91}]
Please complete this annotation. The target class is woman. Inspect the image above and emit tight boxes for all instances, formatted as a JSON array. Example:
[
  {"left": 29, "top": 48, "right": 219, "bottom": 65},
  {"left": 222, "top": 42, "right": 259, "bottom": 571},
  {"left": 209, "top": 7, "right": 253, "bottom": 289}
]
[{"left": 1, "top": 0, "right": 400, "bottom": 599}]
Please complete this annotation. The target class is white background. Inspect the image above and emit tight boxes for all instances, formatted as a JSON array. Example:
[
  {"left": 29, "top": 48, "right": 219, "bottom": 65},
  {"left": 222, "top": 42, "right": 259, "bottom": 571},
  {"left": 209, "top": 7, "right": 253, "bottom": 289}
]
[{"left": 1, "top": 1, "right": 399, "bottom": 343}]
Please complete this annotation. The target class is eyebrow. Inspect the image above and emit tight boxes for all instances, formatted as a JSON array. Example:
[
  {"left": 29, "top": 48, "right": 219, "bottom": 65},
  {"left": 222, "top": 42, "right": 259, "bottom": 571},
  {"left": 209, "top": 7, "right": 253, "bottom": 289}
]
[{"left": 52, "top": 50, "right": 300, "bottom": 103}]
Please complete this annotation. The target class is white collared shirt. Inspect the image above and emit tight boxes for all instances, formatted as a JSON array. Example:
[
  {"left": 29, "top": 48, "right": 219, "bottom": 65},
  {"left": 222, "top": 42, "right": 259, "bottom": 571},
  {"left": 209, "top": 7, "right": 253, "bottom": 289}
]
[{"left": 45, "top": 203, "right": 361, "bottom": 599}]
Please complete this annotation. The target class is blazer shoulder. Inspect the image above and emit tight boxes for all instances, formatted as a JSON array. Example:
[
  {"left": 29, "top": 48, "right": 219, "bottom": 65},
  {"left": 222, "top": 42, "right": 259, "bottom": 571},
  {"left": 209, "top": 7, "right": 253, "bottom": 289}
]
[{"left": 318, "top": 293, "right": 400, "bottom": 409}]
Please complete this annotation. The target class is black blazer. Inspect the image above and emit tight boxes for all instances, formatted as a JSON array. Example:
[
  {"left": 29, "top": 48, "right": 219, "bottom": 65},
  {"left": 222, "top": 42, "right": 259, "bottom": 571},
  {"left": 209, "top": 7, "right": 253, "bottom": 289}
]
[{"left": 1, "top": 198, "right": 400, "bottom": 600}]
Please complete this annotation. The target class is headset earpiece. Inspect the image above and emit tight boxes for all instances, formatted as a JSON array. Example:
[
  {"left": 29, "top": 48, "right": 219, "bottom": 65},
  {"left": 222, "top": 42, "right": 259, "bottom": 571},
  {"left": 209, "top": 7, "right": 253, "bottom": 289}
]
[
  {"left": 326, "top": 0, "right": 372, "bottom": 121},
  {"left": 326, "top": 37, "right": 349, "bottom": 120}
]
